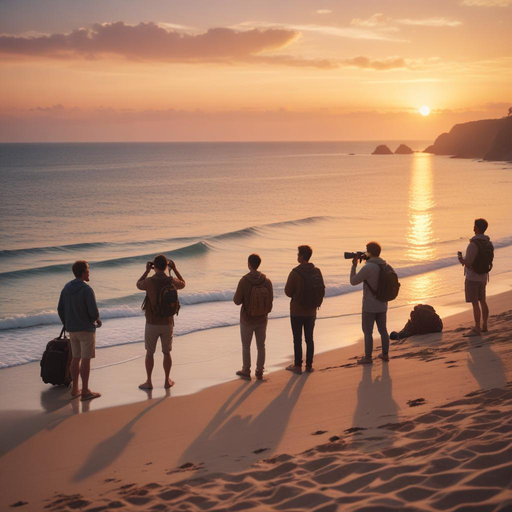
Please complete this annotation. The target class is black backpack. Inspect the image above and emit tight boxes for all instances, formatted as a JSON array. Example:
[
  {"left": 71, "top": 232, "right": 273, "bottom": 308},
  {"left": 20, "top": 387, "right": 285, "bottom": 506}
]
[
  {"left": 365, "top": 262, "right": 400, "bottom": 302},
  {"left": 142, "top": 277, "right": 180, "bottom": 317},
  {"left": 409, "top": 304, "right": 443, "bottom": 334},
  {"left": 472, "top": 239, "right": 494, "bottom": 274},
  {"left": 293, "top": 266, "right": 325, "bottom": 309}
]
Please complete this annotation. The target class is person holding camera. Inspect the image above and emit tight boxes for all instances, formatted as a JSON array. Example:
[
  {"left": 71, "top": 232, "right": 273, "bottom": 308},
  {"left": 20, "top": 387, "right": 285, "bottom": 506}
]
[
  {"left": 349, "top": 242, "right": 390, "bottom": 364},
  {"left": 136, "top": 254, "right": 186, "bottom": 390}
]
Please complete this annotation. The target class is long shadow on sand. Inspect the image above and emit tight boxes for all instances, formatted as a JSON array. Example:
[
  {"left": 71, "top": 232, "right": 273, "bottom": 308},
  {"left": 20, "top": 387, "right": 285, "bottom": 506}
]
[
  {"left": 467, "top": 339, "right": 507, "bottom": 390},
  {"left": 351, "top": 364, "right": 399, "bottom": 450},
  {"left": 73, "top": 395, "right": 168, "bottom": 482},
  {"left": 0, "top": 387, "right": 78, "bottom": 457},
  {"left": 179, "top": 374, "right": 310, "bottom": 472}
]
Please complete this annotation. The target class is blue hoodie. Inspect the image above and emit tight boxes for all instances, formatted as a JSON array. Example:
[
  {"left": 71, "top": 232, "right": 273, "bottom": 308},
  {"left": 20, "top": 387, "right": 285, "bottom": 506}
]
[{"left": 58, "top": 278, "right": 99, "bottom": 332}]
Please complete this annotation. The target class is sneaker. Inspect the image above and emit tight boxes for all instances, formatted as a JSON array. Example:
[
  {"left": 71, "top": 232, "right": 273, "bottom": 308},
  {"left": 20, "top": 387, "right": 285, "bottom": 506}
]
[
  {"left": 378, "top": 353, "right": 389, "bottom": 362},
  {"left": 357, "top": 356, "right": 373, "bottom": 365},
  {"left": 305, "top": 365, "right": 315, "bottom": 373},
  {"left": 236, "top": 370, "right": 251, "bottom": 380},
  {"left": 286, "top": 364, "right": 302, "bottom": 374},
  {"left": 255, "top": 371, "right": 264, "bottom": 380}
]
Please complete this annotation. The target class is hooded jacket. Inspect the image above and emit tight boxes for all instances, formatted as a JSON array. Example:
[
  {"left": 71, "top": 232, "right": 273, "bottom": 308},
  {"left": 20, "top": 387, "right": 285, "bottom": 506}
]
[
  {"left": 350, "top": 256, "right": 388, "bottom": 313},
  {"left": 465, "top": 234, "right": 491, "bottom": 283},
  {"left": 233, "top": 270, "right": 273, "bottom": 325},
  {"left": 58, "top": 278, "right": 99, "bottom": 332},
  {"left": 285, "top": 263, "right": 324, "bottom": 317}
]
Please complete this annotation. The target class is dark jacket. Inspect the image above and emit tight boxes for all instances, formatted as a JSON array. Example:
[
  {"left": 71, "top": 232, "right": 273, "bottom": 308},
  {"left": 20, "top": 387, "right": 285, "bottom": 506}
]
[
  {"left": 58, "top": 278, "right": 99, "bottom": 332},
  {"left": 285, "top": 263, "right": 324, "bottom": 317},
  {"left": 233, "top": 271, "right": 273, "bottom": 325}
]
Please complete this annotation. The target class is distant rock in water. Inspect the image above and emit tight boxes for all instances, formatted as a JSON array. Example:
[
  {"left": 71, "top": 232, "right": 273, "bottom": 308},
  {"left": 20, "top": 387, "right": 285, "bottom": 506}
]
[
  {"left": 372, "top": 145, "right": 393, "bottom": 155},
  {"left": 394, "top": 144, "right": 414, "bottom": 154},
  {"left": 424, "top": 117, "right": 512, "bottom": 161}
]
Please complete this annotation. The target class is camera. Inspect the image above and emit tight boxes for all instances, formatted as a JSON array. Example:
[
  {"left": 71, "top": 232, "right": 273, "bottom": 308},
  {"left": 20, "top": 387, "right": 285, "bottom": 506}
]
[
  {"left": 147, "top": 261, "right": 154, "bottom": 268},
  {"left": 344, "top": 251, "right": 368, "bottom": 262},
  {"left": 457, "top": 251, "right": 462, "bottom": 258}
]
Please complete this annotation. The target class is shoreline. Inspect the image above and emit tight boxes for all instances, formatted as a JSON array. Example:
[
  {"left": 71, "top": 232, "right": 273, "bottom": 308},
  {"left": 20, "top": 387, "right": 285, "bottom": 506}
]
[
  {"left": 1, "top": 287, "right": 511, "bottom": 510},
  {"left": 1, "top": 269, "right": 511, "bottom": 412}
]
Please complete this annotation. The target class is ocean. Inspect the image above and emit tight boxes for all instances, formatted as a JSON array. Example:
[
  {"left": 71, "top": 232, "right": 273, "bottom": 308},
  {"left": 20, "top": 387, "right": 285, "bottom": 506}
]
[{"left": 1, "top": 141, "right": 512, "bottom": 370}]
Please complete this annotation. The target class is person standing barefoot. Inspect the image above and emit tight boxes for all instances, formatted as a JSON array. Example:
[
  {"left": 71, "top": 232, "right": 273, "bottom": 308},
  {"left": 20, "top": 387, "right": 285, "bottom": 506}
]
[
  {"left": 58, "top": 260, "right": 102, "bottom": 401},
  {"left": 136, "top": 255, "right": 186, "bottom": 389}
]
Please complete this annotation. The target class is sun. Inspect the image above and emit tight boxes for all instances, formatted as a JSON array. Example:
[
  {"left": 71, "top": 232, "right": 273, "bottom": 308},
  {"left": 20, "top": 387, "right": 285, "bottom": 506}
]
[{"left": 419, "top": 105, "right": 431, "bottom": 116}]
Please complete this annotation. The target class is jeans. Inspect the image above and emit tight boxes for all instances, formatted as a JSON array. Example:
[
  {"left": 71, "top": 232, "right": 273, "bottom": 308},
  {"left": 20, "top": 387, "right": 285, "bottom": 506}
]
[
  {"left": 291, "top": 315, "right": 316, "bottom": 366},
  {"left": 362, "top": 311, "right": 389, "bottom": 358},
  {"left": 240, "top": 322, "right": 267, "bottom": 373}
]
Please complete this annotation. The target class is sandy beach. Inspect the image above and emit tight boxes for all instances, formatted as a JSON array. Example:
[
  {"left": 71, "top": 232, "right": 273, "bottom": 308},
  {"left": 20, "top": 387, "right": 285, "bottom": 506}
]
[{"left": 1, "top": 287, "right": 511, "bottom": 511}]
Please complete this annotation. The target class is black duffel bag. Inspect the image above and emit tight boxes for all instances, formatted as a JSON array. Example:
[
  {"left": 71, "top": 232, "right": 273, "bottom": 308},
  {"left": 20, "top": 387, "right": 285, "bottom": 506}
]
[{"left": 40, "top": 327, "right": 72, "bottom": 386}]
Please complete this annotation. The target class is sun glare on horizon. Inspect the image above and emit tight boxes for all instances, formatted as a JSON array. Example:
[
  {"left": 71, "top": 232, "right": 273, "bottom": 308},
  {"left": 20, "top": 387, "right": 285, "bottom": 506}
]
[{"left": 419, "top": 105, "right": 431, "bottom": 117}]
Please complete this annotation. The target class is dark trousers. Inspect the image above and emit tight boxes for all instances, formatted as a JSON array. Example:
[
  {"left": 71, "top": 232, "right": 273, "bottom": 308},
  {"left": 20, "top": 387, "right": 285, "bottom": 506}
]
[
  {"left": 362, "top": 311, "right": 389, "bottom": 358},
  {"left": 291, "top": 315, "right": 316, "bottom": 366}
]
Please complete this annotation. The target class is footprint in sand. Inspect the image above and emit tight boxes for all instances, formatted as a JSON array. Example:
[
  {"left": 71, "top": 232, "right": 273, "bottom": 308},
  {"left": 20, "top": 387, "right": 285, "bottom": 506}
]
[
  {"left": 253, "top": 448, "right": 269, "bottom": 454},
  {"left": 407, "top": 398, "right": 426, "bottom": 407},
  {"left": 311, "top": 430, "right": 328, "bottom": 436},
  {"left": 344, "top": 427, "right": 367, "bottom": 434}
]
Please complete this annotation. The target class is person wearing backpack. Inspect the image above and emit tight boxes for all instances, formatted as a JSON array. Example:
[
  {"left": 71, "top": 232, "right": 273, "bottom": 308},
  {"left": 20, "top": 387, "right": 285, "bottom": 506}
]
[
  {"left": 233, "top": 253, "right": 273, "bottom": 380},
  {"left": 350, "top": 242, "right": 398, "bottom": 365},
  {"left": 284, "top": 245, "right": 325, "bottom": 374},
  {"left": 458, "top": 218, "right": 493, "bottom": 337},
  {"left": 136, "top": 254, "right": 186, "bottom": 389}
]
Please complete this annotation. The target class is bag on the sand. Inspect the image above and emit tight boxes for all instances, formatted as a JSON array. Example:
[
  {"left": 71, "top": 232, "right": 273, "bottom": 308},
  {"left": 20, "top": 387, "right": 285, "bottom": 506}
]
[
  {"left": 393, "top": 304, "right": 443, "bottom": 339},
  {"left": 40, "top": 327, "right": 72, "bottom": 386},
  {"left": 245, "top": 277, "right": 273, "bottom": 317},
  {"left": 472, "top": 239, "right": 494, "bottom": 274},
  {"left": 293, "top": 266, "right": 325, "bottom": 309},
  {"left": 409, "top": 304, "right": 443, "bottom": 334},
  {"left": 365, "top": 263, "right": 400, "bottom": 302},
  {"left": 142, "top": 276, "right": 180, "bottom": 317}
]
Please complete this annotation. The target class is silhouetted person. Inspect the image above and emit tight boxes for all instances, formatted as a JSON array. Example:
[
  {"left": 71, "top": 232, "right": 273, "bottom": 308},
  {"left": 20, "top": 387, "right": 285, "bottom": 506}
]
[
  {"left": 58, "top": 260, "right": 102, "bottom": 401},
  {"left": 350, "top": 242, "right": 390, "bottom": 364},
  {"left": 233, "top": 254, "right": 273, "bottom": 381},
  {"left": 285, "top": 245, "right": 325, "bottom": 374},
  {"left": 458, "top": 218, "right": 493, "bottom": 337},
  {"left": 137, "top": 255, "right": 186, "bottom": 389}
]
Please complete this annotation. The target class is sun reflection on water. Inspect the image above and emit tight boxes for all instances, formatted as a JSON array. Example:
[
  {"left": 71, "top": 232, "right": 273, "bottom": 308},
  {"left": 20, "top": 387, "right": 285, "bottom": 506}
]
[
  {"left": 406, "top": 153, "right": 437, "bottom": 302},
  {"left": 406, "top": 153, "right": 436, "bottom": 262}
]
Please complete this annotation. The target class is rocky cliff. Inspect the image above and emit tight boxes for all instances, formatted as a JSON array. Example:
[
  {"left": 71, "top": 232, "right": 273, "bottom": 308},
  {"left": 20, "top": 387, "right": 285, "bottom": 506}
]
[
  {"left": 424, "top": 117, "right": 512, "bottom": 160},
  {"left": 484, "top": 118, "right": 512, "bottom": 161}
]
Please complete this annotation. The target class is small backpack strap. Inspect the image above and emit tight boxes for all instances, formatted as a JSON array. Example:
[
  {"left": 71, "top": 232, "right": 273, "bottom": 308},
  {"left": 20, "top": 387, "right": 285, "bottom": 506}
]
[
  {"left": 363, "top": 262, "right": 382, "bottom": 297},
  {"left": 364, "top": 279, "right": 377, "bottom": 296}
]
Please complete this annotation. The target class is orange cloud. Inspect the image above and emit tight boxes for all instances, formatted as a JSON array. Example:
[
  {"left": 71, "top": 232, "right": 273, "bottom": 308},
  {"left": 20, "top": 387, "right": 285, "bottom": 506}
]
[
  {"left": 342, "top": 56, "right": 407, "bottom": 70},
  {"left": 0, "top": 21, "right": 415, "bottom": 71},
  {"left": 0, "top": 22, "right": 299, "bottom": 62},
  {"left": 461, "top": 0, "right": 511, "bottom": 6}
]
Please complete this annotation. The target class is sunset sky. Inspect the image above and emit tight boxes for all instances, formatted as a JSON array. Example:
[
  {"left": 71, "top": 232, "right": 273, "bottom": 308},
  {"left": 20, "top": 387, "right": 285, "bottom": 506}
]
[{"left": 1, "top": 0, "right": 511, "bottom": 141}]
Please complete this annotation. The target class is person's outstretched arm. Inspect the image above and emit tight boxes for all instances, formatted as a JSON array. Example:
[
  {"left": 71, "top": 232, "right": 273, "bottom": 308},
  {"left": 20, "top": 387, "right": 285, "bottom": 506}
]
[
  {"left": 350, "top": 261, "right": 371, "bottom": 286},
  {"left": 169, "top": 260, "right": 186, "bottom": 289},
  {"left": 137, "top": 262, "right": 153, "bottom": 290}
]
